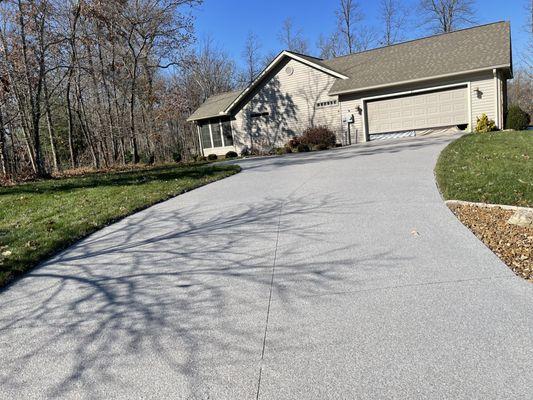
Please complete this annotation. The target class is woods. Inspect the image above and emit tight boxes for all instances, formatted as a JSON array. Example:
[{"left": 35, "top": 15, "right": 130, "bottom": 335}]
[{"left": 0, "top": 0, "right": 206, "bottom": 180}]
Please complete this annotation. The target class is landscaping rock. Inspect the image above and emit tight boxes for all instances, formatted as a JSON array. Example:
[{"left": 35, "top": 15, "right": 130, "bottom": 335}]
[
  {"left": 448, "top": 203, "right": 533, "bottom": 281},
  {"left": 508, "top": 209, "right": 533, "bottom": 228}
]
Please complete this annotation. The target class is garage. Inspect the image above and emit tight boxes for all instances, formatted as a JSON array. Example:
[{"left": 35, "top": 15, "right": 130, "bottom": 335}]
[{"left": 366, "top": 86, "right": 469, "bottom": 137}]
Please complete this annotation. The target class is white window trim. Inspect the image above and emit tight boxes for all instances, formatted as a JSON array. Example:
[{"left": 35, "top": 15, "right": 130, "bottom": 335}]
[
  {"left": 205, "top": 119, "right": 235, "bottom": 149},
  {"left": 219, "top": 121, "right": 225, "bottom": 147},
  {"left": 207, "top": 123, "right": 214, "bottom": 148}
]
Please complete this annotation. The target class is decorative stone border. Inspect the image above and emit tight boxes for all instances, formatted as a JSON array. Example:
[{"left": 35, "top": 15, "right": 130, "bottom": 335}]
[{"left": 444, "top": 200, "right": 533, "bottom": 212}]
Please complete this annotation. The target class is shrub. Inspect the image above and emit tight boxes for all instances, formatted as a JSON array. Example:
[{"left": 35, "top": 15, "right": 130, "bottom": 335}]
[
  {"left": 475, "top": 113, "right": 497, "bottom": 133},
  {"left": 225, "top": 151, "right": 238, "bottom": 159},
  {"left": 207, "top": 153, "right": 218, "bottom": 161},
  {"left": 140, "top": 153, "right": 155, "bottom": 164},
  {"left": 296, "top": 143, "right": 310, "bottom": 152},
  {"left": 301, "top": 126, "right": 336, "bottom": 148},
  {"left": 240, "top": 147, "right": 250, "bottom": 157},
  {"left": 312, "top": 143, "right": 329, "bottom": 151},
  {"left": 284, "top": 145, "right": 293, "bottom": 153},
  {"left": 275, "top": 147, "right": 286, "bottom": 155},
  {"left": 505, "top": 105, "right": 530, "bottom": 131},
  {"left": 172, "top": 152, "right": 182, "bottom": 163},
  {"left": 287, "top": 136, "right": 301, "bottom": 149}
]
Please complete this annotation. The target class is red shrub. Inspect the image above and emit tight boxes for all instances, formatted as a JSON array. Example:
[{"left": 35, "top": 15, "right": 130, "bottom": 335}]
[{"left": 300, "top": 126, "right": 336, "bottom": 148}]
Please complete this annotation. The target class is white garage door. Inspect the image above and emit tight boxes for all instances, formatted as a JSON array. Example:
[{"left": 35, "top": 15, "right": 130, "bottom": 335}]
[{"left": 367, "top": 86, "right": 468, "bottom": 135}]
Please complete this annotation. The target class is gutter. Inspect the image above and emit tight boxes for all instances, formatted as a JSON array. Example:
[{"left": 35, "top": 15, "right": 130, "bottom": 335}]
[{"left": 329, "top": 65, "right": 512, "bottom": 96}]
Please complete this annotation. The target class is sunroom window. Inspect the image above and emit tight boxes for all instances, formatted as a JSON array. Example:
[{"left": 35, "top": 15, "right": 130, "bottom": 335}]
[
  {"left": 211, "top": 122, "right": 223, "bottom": 147},
  {"left": 200, "top": 124, "right": 212, "bottom": 148},
  {"left": 199, "top": 118, "right": 234, "bottom": 149},
  {"left": 222, "top": 120, "right": 233, "bottom": 146}
]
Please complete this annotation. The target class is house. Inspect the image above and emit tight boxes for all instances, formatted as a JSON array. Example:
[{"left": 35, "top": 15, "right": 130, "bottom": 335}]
[{"left": 187, "top": 21, "right": 512, "bottom": 156}]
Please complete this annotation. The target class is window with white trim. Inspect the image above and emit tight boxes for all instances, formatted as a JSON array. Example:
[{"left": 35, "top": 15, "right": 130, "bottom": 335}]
[
  {"left": 200, "top": 123, "right": 212, "bottom": 148},
  {"left": 222, "top": 120, "right": 233, "bottom": 146},
  {"left": 211, "top": 121, "right": 223, "bottom": 147},
  {"left": 199, "top": 118, "right": 234, "bottom": 149}
]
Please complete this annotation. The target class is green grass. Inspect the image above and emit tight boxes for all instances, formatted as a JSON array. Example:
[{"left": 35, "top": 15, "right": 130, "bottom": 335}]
[
  {"left": 0, "top": 163, "right": 240, "bottom": 288},
  {"left": 435, "top": 131, "right": 532, "bottom": 207}
]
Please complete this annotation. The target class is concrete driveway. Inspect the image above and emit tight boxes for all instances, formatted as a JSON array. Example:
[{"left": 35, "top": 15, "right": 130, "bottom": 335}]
[{"left": 1, "top": 135, "right": 532, "bottom": 399}]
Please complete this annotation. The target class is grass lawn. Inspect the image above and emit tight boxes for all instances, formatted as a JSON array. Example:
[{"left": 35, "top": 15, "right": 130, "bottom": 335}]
[
  {"left": 0, "top": 163, "right": 240, "bottom": 288},
  {"left": 435, "top": 131, "right": 532, "bottom": 207}
]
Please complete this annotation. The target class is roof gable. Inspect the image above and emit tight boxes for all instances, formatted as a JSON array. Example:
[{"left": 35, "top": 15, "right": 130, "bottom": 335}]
[
  {"left": 187, "top": 50, "right": 347, "bottom": 122},
  {"left": 221, "top": 51, "right": 348, "bottom": 115}
]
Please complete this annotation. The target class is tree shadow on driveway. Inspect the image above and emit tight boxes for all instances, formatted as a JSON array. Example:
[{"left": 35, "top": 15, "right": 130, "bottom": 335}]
[{"left": 0, "top": 191, "right": 411, "bottom": 398}]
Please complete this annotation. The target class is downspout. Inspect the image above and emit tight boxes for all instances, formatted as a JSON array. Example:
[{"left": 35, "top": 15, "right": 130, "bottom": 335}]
[{"left": 493, "top": 68, "right": 500, "bottom": 129}]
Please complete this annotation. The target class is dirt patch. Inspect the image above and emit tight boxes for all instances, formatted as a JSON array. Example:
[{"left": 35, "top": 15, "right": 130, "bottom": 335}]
[{"left": 448, "top": 204, "right": 533, "bottom": 282}]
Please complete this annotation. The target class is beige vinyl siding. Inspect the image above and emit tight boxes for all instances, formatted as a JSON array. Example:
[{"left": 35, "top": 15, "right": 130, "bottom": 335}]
[
  {"left": 339, "top": 70, "right": 498, "bottom": 141},
  {"left": 232, "top": 58, "right": 342, "bottom": 152},
  {"left": 470, "top": 72, "right": 496, "bottom": 125}
]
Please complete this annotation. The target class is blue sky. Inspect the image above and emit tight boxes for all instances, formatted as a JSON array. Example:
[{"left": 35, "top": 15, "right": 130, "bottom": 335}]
[{"left": 192, "top": 0, "right": 531, "bottom": 69}]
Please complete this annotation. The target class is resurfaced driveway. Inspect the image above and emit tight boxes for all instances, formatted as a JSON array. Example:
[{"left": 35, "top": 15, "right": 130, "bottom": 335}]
[{"left": 1, "top": 135, "right": 532, "bottom": 399}]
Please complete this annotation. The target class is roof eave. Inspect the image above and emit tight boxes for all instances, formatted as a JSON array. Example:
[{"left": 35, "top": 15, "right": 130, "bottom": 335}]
[
  {"left": 329, "top": 64, "right": 512, "bottom": 96},
  {"left": 186, "top": 111, "right": 230, "bottom": 123}
]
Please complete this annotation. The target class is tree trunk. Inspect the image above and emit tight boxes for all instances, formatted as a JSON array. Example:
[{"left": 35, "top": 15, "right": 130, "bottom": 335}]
[
  {"left": 0, "top": 110, "right": 8, "bottom": 177},
  {"left": 129, "top": 58, "right": 140, "bottom": 164},
  {"left": 43, "top": 74, "right": 59, "bottom": 172}
]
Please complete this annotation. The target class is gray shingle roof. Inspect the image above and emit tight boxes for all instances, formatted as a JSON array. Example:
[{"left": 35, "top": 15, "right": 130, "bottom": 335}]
[
  {"left": 187, "top": 90, "right": 241, "bottom": 121},
  {"left": 284, "top": 51, "right": 347, "bottom": 77},
  {"left": 324, "top": 21, "right": 511, "bottom": 94},
  {"left": 188, "top": 22, "right": 511, "bottom": 122}
]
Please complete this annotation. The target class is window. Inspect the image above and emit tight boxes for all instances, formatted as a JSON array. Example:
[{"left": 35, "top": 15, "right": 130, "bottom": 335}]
[
  {"left": 316, "top": 100, "right": 338, "bottom": 108},
  {"left": 250, "top": 111, "right": 269, "bottom": 118},
  {"left": 211, "top": 122, "right": 223, "bottom": 147},
  {"left": 200, "top": 124, "right": 212, "bottom": 149},
  {"left": 222, "top": 120, "right": 233, "bottom": 146}
]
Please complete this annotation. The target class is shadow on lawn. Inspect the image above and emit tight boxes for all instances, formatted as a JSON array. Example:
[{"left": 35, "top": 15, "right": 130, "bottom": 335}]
[
  {"left": 0, "top": 164, "right": 236, "bottom": 196},
  {"left": 0, "top": 191, "right": 409, "bottom": 398}
]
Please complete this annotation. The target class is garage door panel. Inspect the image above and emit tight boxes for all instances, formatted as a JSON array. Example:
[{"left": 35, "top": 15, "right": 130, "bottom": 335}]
[{"left": 367, "top": 86, "right": 468, "bottom": 134}]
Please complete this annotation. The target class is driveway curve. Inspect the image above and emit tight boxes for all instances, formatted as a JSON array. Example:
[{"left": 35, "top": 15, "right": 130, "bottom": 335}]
[{"left": 1, "top": 135, "right": 532, "bottom": 399}]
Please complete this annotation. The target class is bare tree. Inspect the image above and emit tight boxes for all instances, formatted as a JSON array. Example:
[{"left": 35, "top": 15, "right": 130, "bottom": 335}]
[
  {"left": 380, "top": 0, "right": 409, "bottom": 46},
  {"left": 278, "top": 18, "right": 309, "bottom": 54},
  {"left": 320, "top": 0, "right": 376, "bottom": 57},
  {"left": 317, "top": 32, "right": 342, "bottom": 59},
  {"left": 523, "top": 0, "right": 533, "bottom": 72},
  {"left": 336, "top": 0, "right": 363, "bottom": 54},
  {"left": 190, "top": 36, "right": 237, "bottom": 102},
  {"left": 508, "top": 69, "right": 532, "bottom": 118},
  {"left": 418, "top": 0, "right": 476, "bottom": 33},
  {"left": 241, "top": 31, "right": 262, "bottom": 85},
  {"left": 0, "top": 0, "right": 207, "bottom": 180}
]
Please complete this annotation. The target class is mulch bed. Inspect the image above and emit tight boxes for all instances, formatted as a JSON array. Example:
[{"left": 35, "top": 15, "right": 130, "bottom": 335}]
[{"left": 448, "top": 204, "right": 533, "bottom": 282}]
